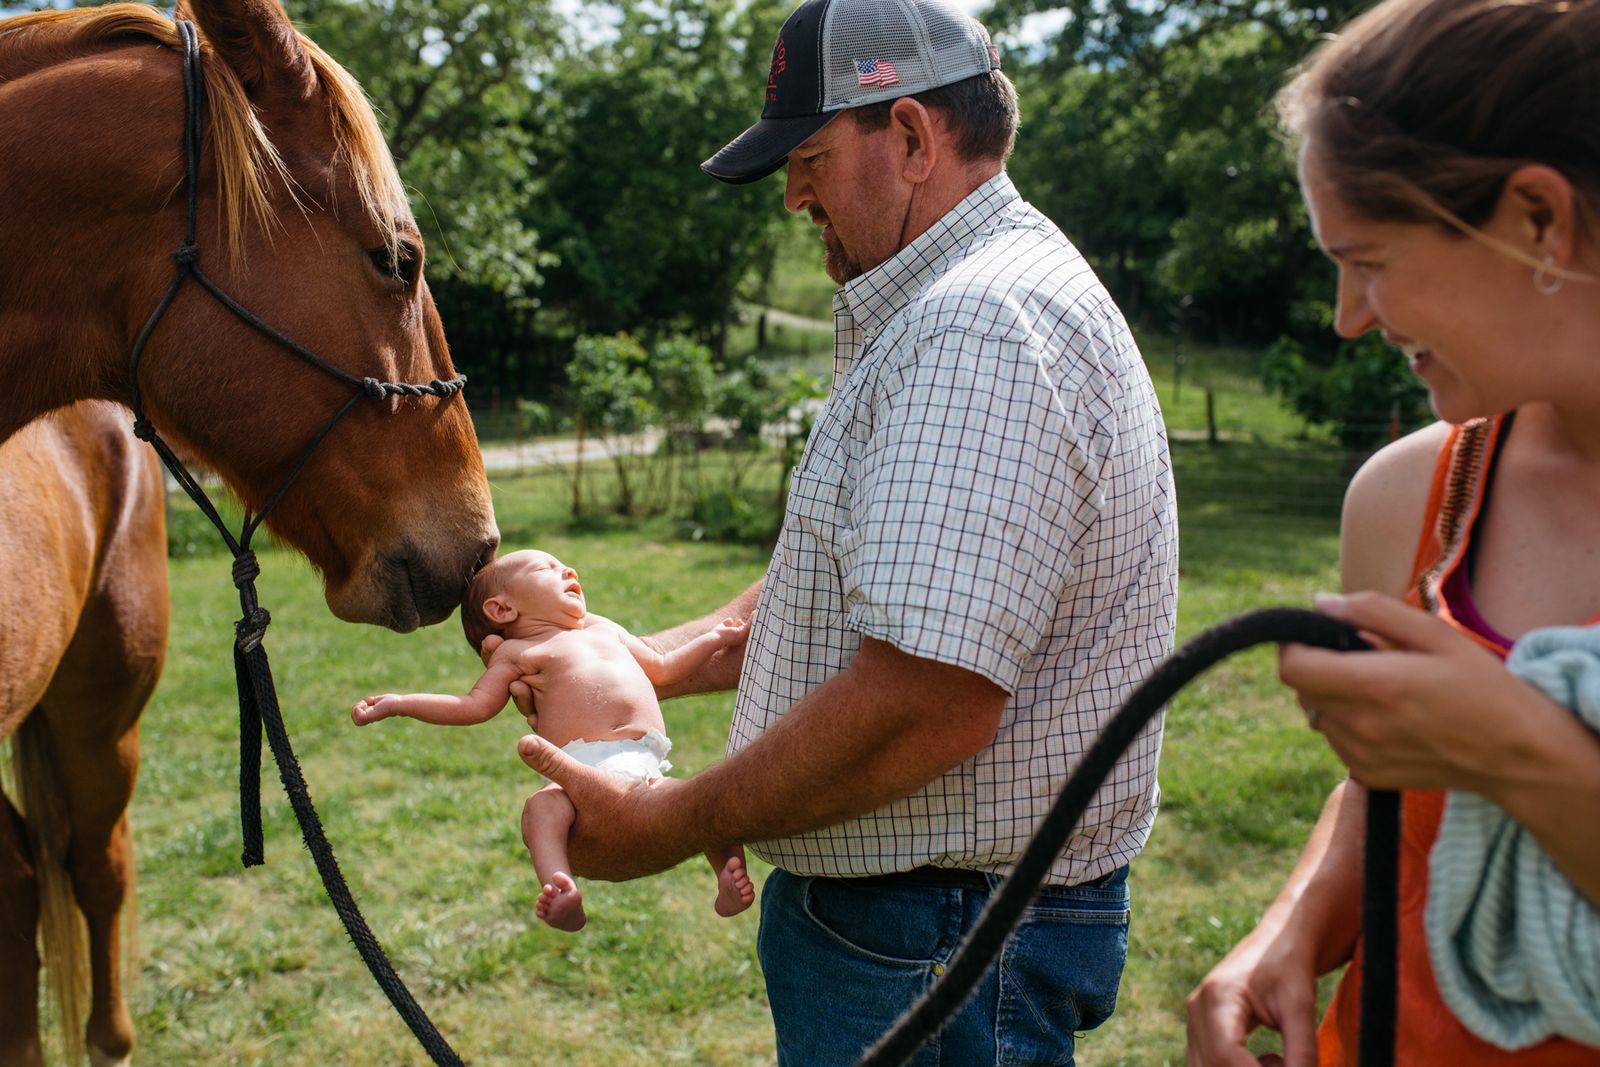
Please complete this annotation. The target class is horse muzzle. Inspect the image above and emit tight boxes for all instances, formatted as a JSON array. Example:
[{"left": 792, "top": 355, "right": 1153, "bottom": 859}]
[{"left": 329, "top": 534, "right": 497, "bottom": 632}]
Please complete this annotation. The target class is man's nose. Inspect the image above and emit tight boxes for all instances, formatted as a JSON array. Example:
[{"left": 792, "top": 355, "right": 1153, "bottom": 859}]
[{"left": 784, "top": 164, "right": 813, "bottom": 215}]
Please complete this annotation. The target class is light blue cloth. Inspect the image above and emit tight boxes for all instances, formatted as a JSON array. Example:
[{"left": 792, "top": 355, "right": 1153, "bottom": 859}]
[{"left": 1425, "top": 624, "right": 1600, "bottom": 1049}]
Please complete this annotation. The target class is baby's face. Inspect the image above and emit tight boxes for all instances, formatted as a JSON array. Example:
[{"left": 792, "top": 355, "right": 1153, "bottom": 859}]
[{"left": 496, "top": 550, "right": 586, "bottom": 625}]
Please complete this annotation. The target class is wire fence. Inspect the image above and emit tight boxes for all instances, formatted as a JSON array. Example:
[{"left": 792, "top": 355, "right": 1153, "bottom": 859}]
[{"left": 167, "top": 406, "right": 1407, "bottom": 560}]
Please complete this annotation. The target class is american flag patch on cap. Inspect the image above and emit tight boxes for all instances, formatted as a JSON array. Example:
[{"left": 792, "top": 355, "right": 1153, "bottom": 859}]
[{"left": 855, "top": 58, "right": 900, "bottom": 87}]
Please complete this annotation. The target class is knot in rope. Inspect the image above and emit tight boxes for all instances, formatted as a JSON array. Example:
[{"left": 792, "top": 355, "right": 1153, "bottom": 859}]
[
  {"left": 132, "top": 418, "right": 156, "bottom": 441},
  {"left": 234, "top": 606, "right": 272, "bottom": 653},
  {"left": 231, "top": 551, "right": 262, "bottom": 589},
  {"left": 172, "top": 240, "right": 200, "bottom": 266},
  {"left": 362, "top": 377, "right": 389, "bottom": 400}
]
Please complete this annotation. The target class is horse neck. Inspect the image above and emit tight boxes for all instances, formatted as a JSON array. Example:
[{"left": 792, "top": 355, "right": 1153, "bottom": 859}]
[{"left": 0, "top": 45, "right": 185, "bottom": 444}]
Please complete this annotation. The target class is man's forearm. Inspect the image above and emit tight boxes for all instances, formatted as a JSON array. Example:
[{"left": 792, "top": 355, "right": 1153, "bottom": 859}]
[
  {"left": 649, "top": 580, "right": 762, "bottom": 698},
  {"left": 584, "top": 638, "right": 1007, "bottom": 869}
]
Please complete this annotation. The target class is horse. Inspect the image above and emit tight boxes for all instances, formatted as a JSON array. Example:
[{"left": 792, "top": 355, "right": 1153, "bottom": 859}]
[{"left": 0, "top": 1, "right": 500, "bottom": 1062}]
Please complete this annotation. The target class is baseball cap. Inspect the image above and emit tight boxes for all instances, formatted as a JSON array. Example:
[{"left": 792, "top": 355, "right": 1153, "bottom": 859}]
[{"left": 702, "top": 0, "right": 1002, "bottom": 184}]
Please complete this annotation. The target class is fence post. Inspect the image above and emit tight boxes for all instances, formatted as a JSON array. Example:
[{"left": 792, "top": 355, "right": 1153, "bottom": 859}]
[
  {"left": 1206, "top": 387, "right": 1218, "bottom": 445},
  {"left": 572, "top": 411, "right": 585, "bottom": 517}
]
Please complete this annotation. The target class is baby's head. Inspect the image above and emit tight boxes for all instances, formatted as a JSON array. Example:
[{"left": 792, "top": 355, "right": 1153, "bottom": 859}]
[{"left": 460, "top": 549, "right": 587, "bottom": 651}]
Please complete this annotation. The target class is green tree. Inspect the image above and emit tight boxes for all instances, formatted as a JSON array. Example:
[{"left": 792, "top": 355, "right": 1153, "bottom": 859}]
[
  {"left": 287, "top": 0, "right": 557, "bottom": 295},
  {"left": 999, "top": 0, "right": 1368, "bottom": 347},
  {"left": 527, "top": 0, "right": 790, "bottom": 350},
  {"left": 650, "top": 334, "right": 717, "bottom": 507},
  {"left": 285, "top": 0, "right": 563, "bottom": 399},
  {"left": 1263, "top": 334, "right": 1432, "bottom": 454},
  {"left": 567, "top": 333, "right": 657, "bottom": 515}
]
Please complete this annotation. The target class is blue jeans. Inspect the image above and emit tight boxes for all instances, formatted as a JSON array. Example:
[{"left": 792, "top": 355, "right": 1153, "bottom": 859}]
[{"left": 757, "top": 865, "right": 1131, "bottom": 1066}]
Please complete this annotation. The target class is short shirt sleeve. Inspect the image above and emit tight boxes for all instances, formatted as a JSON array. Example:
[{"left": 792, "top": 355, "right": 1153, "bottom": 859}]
[{"left": 838, "top": 323, "right": 1106, "bottom": 693}]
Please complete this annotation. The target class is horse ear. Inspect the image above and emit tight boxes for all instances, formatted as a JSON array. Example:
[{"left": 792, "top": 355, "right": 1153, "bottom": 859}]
[{"left": 181, "top": 0, "right": 317, "bottom": 101}]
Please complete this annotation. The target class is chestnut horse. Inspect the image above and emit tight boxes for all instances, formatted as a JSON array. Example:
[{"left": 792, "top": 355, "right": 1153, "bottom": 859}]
[{"left": 0, "top": 2, "right": 498, "bottom": 1063}]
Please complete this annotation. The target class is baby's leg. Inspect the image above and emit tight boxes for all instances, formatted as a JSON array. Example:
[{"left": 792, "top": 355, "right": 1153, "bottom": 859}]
[
  {"left": 706, "top": 843, "right": 754, "bottom": 917},
  {"left": 521, "top": 784, "right": 586, "bottom": 932}
]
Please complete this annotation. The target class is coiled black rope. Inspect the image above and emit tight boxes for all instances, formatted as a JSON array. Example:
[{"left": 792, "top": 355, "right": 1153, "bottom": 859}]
[{"left": 855, "top": 607, "right": 1395, "bottom": 1067}]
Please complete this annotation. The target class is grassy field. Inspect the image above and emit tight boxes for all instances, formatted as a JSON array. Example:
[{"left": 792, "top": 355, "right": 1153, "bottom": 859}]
[{"left": 96, "top": 424, "right": 1356, "bottom": 1066}]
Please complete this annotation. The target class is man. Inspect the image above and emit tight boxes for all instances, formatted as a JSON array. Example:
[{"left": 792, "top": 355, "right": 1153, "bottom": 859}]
[{"left": 517, "top": 0, "right": 1177, "bottom": 1061}]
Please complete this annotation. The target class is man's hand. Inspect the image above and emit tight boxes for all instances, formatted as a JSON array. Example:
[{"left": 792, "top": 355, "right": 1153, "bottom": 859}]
[
  {"left": 517, "top": 735, "right": 694, "bottom": 880},
  {"left": 508, "top": 678, "right": 538, "bottom": 731},
  {"left": 481, "top": 634, "right": 544, "bottom": 730}
]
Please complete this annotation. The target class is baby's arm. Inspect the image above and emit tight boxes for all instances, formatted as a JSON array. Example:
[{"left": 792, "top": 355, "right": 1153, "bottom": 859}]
[
  {"left": 620, "top": 617, "right": 748, "bottom": 687},
  {"left": 352, "top": 662, "right": 520, "bottom": 726}
]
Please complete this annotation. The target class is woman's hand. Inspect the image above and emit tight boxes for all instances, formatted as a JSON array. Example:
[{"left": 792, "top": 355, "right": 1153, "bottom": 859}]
[
  {"left": 1280, "top": 592, "right": 1548, "bottom": 796},
  {"left": 1186, "top": 926, "right": 1321, "bottom": 1066}
]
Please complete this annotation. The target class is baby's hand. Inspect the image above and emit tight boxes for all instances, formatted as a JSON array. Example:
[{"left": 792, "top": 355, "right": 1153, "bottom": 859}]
[
  {"left": 351, "top": 694, "right": 402, "bottom": 726},
  {"left": 712, "top": 617, "right": 750, "bottom": 647}
]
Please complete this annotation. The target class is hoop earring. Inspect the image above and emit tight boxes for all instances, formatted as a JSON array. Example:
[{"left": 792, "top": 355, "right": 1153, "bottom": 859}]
[{"left": 1533, "top": 253, "right": 1565, "bottom": 296}]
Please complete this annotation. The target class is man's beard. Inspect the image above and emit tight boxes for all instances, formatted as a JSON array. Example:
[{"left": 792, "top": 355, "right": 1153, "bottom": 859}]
[{"left": 822, "top": 229, "right": 862, "bottom": 284}]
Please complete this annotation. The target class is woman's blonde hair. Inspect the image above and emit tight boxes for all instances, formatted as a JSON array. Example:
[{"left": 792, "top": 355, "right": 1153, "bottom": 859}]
[{"left": 1280, "top": 0, "right": 1600, "bottom": 253}]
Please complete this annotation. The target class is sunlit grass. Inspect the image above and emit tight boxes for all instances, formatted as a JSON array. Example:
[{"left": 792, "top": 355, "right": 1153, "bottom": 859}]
[{"left": 127, "top": 424, "right": 1352, "bottom": 1064}]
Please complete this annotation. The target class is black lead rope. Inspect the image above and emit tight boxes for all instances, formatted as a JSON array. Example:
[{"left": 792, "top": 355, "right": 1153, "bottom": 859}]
[
  {"left": 855, "top": 608, "right": 1398, "bottom": 1067},
  {"left": 128, "top": 21, "right": 465, "bottom": 1066}
]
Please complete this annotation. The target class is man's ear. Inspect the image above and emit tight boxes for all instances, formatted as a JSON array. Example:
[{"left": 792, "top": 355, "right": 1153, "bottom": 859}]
[
  {"left": 889, "top": 97, "right": 939, "bottom": 184},
  {"left": 483, "top": 595, "right": 518, "bottom": 625}
]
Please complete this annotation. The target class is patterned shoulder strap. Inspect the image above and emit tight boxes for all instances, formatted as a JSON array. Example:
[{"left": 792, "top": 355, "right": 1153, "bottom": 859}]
[{"left": 1415, "top": 419, "right": 1494, "bottom": 614}]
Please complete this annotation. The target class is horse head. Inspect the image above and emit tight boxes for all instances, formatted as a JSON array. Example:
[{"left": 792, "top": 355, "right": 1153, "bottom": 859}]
[{"left": 0, "top": 0, "right": 499, "bottom": 630}]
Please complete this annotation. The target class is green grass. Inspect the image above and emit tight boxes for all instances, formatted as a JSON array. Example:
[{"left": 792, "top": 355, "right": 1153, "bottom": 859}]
[
  {"left": 108, "top": 406, "right": 1356, "bottom": 1065},
  {"left": 132, "top": 474, "right": 775, "bottom": 1065}
]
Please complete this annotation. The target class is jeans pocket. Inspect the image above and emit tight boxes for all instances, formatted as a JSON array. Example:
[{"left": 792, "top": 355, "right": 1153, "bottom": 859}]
[
  {"left": 995, "top": 872, "right": 1132, "bottom": 1066},
  {"left": 801, "top": 877, "right": 951, "bottom": 968},
  {"left": 760, "top": 872, "right": 947, "bottom": 1067}
]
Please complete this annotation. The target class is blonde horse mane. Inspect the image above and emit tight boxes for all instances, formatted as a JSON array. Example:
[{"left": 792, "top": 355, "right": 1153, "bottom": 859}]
[{"left": 0, "top": 2, "right": 406, "bottom": 261}]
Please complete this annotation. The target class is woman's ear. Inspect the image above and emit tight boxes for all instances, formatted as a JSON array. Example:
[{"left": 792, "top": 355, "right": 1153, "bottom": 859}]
[{"left": 1501, "top": 163, "right": 1580, "bottom": 264}]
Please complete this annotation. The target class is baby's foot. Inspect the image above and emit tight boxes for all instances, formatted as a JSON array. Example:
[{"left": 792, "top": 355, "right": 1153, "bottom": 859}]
[
  {"left": 714, "top": 854, "right": 755, "bottom": 917},
  {"left": 536, "top": 872, "right": 587, "bottom": 932}
]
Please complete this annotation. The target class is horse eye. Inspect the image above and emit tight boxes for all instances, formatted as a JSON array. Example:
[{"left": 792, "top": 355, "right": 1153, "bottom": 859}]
[{"left": 366, "top": 241, "right": 420, "bottom": 286}]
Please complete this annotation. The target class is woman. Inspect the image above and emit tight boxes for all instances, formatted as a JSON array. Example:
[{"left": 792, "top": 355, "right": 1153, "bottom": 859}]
[{"left": 1185, "top": 1, "right": 1600, "bottom": 1064}]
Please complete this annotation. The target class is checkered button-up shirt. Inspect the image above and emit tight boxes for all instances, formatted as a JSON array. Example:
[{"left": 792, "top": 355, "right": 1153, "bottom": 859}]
[{"left": 730, "top": 174, "right": 1177, "bottom": 885}]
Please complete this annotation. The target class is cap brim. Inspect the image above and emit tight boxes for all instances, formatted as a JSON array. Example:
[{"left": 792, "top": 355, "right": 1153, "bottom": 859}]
[{"left": 701, "top": 112, "right": 837, "bottom": 185}]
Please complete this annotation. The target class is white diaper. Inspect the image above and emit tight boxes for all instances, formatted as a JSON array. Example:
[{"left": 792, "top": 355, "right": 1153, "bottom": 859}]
[{"left": 560, "top": 728, "right": 672, "bottom": 782}]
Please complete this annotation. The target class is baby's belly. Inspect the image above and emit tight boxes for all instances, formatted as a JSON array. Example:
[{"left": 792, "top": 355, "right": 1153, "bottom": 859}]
[{"left": 536, "top": 662, "right": 665, "bottom": 749}]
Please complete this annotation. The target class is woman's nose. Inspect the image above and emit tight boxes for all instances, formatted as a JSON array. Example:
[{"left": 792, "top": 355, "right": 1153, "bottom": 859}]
[{"left": 1333, "top": 272, "right": 1375, "bottom": 339}]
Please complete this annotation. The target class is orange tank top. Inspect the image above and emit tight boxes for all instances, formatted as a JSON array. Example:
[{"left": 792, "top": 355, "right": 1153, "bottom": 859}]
[{"left": 1317, "top": 416, "right": 1600, "bottom": 1065}]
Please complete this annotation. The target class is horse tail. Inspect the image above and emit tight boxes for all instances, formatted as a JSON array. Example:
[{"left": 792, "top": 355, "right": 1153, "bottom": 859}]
[{"left": 8, "top": 711, "right": 90, "bottom": 1065}]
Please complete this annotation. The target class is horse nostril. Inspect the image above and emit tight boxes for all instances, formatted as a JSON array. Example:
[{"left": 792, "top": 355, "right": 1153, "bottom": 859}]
[{"left": 473, "top": 538, "right": 498, "bottom": 577}]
